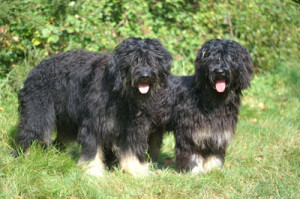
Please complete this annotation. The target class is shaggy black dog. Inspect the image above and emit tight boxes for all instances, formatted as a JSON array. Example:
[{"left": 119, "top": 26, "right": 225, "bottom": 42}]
[
  {"left": 167, "top": 39, "right": 253, "bottom": 173},
  {"left": 17, "top": 37, "right": 172, "bottom": 177}
]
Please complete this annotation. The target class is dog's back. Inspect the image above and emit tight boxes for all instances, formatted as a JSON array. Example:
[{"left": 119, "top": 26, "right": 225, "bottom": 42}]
[{"left": 17, "top": 51, "right": 107, "bottom": 152}]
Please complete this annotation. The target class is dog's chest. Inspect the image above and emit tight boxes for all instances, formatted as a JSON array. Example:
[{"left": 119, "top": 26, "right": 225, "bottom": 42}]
[
  {"left": 192, "top": 128, "right": 233, "bottom": 149},
  {"left": 191, "top": 108, "right": 236, "bottom": 149}
]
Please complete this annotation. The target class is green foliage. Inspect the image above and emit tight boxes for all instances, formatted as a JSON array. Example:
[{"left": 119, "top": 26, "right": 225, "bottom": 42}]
[{"left": 0, "top": 0, "right": 299, "bottom": 78}]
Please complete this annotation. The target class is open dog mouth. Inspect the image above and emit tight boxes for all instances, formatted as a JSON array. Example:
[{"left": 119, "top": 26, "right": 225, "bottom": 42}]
[
  {"left": 215, "top": 79, "right": 226, "bottom": 93},
  {"left": 137, "top": 79, "right": 151, "bottom": 94},
  {"left": 138, "top": 83, "right": 150, "bottom": 94},
  {"left": 134, "top": 70, "right": 156, "bottom": 95},
  {"left": 211, "top": 68, "right": 230, "bottom": 93}
]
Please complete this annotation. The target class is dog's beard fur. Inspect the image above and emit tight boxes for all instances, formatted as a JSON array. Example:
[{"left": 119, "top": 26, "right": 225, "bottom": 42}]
[
  {"left": 116, "top": 59, "right": 168, "bottom": 107},
  {"left": 208, "top": 62, "right": 232, "bottom": 93}
]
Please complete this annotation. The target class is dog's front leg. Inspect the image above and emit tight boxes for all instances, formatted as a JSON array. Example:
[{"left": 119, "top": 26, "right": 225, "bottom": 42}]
[
  {"left": 118, "top": 124, "right": 150, "bottom": 177},
  {"left": 119, "top": 151, "right": 150, "bottom": 177},
  {"left": 77, "top": 126, "right": 105, "bottom": 177}
]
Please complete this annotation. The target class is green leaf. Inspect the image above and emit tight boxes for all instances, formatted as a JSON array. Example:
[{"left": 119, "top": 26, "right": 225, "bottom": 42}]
[
  {"left": 32, "top": 38, "right": 41, "bottom": 46},
  {"left": 66, "top": 27, "right": 74, "bottom": 33},
  {"left": 47, "top": 35, "right": 59, "bottom": 44},
  {"left": 41, "top": 28, "right": 50, "bottom": 38}
]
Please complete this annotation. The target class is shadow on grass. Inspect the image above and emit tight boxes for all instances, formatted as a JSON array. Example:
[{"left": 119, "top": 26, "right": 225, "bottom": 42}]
[
  {"left": 8, "top": 124, "right": 81, "bottom": 161},
  {"left": 7, "top": 125, "right": 173, "bottom": 171},
  {"left": 287, "top": 66, "right": 300, "bottom": 99},
  {"left": 273, "top": 60, "right": 300, "bottom": 99},
  {"left": 155, "top": 152, "right": 176, "bottom": 171},
  {"left": 8, "top": 125, "right": 18, "bottom": 155}
]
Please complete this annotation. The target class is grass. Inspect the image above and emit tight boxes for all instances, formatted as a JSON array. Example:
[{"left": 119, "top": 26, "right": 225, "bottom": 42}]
[{"left": 0, "top": 57, "right": 299, "bottom": 198}]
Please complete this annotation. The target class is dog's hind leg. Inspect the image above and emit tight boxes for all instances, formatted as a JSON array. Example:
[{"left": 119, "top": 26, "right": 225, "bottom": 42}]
[{"left": 148, "top": 131, "right": 163, "bottom": 162}]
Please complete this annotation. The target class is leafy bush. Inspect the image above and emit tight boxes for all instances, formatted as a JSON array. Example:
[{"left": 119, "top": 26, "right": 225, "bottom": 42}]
[{"left": 0, "top": 0, "right": 299, "bottom": 78}]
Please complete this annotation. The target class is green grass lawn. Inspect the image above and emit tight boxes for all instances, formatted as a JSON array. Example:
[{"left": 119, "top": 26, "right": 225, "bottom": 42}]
[{"left": 0, "top": 60, "right": 299, "bottom": 198}]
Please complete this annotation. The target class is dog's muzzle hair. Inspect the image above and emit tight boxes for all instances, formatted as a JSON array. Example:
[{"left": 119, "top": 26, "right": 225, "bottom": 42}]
[
  {"left": 132, "top": 67, "right": 157, "bottom": 95},
  {"left": 209, "top": 62, "right": 231, "bottom": 93}
]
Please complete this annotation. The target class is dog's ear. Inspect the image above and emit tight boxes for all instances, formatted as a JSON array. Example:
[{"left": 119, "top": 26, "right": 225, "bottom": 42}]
[
  {"left": 194, "top": 46, "right": 210, "bottom": 89},
  {"left": 159, "top": 49, "right": 173, "bottom": 82},
  {"left": 195, "top": 43, "right": 210, "bottom": 70},
  {"left": 237, "top": 47, "right": 254, "bottom": 90},
  {"left": 107, "top": 55, "right": 123, "bottom": 92},
  {"left": 162, "top": 48, "right": 173, "bottom": 72}
]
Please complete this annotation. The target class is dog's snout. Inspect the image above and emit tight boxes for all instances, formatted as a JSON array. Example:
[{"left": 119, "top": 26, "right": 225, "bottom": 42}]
[
  {"left": 141, "top": 72, "right": 150, "bottom": 79},
  {"left": 214, "top": 68, "right": 226, "bottom": 75},
  {"left": 215, "top": 68, "right": 223, "bottom": 73},
  {"left": 136, "top": 67, "right": 154, "bottom": 80},
  {"left": 133, "top": 67, "right": 156, "bottom": 87}
]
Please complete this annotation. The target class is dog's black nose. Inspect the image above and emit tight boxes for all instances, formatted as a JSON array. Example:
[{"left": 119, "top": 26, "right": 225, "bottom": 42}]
[
  {"left": 214, "top": 68, "right": 225, "bottom": 75},
  {"left": 141, "top": 72, "right": 150, "bottom": 79}
]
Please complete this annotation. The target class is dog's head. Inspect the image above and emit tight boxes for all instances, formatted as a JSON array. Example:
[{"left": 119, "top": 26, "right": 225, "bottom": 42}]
[
  {"left": 195, "top": 39, "right": 253, "bottom": 94},
  {"left": 107, "top": 37, "right": 172, "bottom": 97}
]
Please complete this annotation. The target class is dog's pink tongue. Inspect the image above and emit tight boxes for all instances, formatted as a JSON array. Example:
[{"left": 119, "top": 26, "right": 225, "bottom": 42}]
[
  {"left": 216, "top": 80, "right": 226, "bottom": 93},
  {"left": 138, "top": 84, "right": 150, "bottom": 94}
]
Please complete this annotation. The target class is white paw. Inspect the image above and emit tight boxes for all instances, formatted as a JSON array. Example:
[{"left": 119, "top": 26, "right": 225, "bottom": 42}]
[
  {"left": 120, "top": 154, "right": 150, "bottom": 177},
  {"left": 78, "top": 157, "right": 105, "bottom": 177},
  {"left": 78, "top": 146, "right": 105, "bottom": 177},
  {"left": 203, "top": 155, "right": 223, "bottom": 173},
  {"left": 190, "top": 154, "right": 205, "bottom": 174},
  {"left": 85, "top": 164, "right": 105, "bottom": 177}
]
